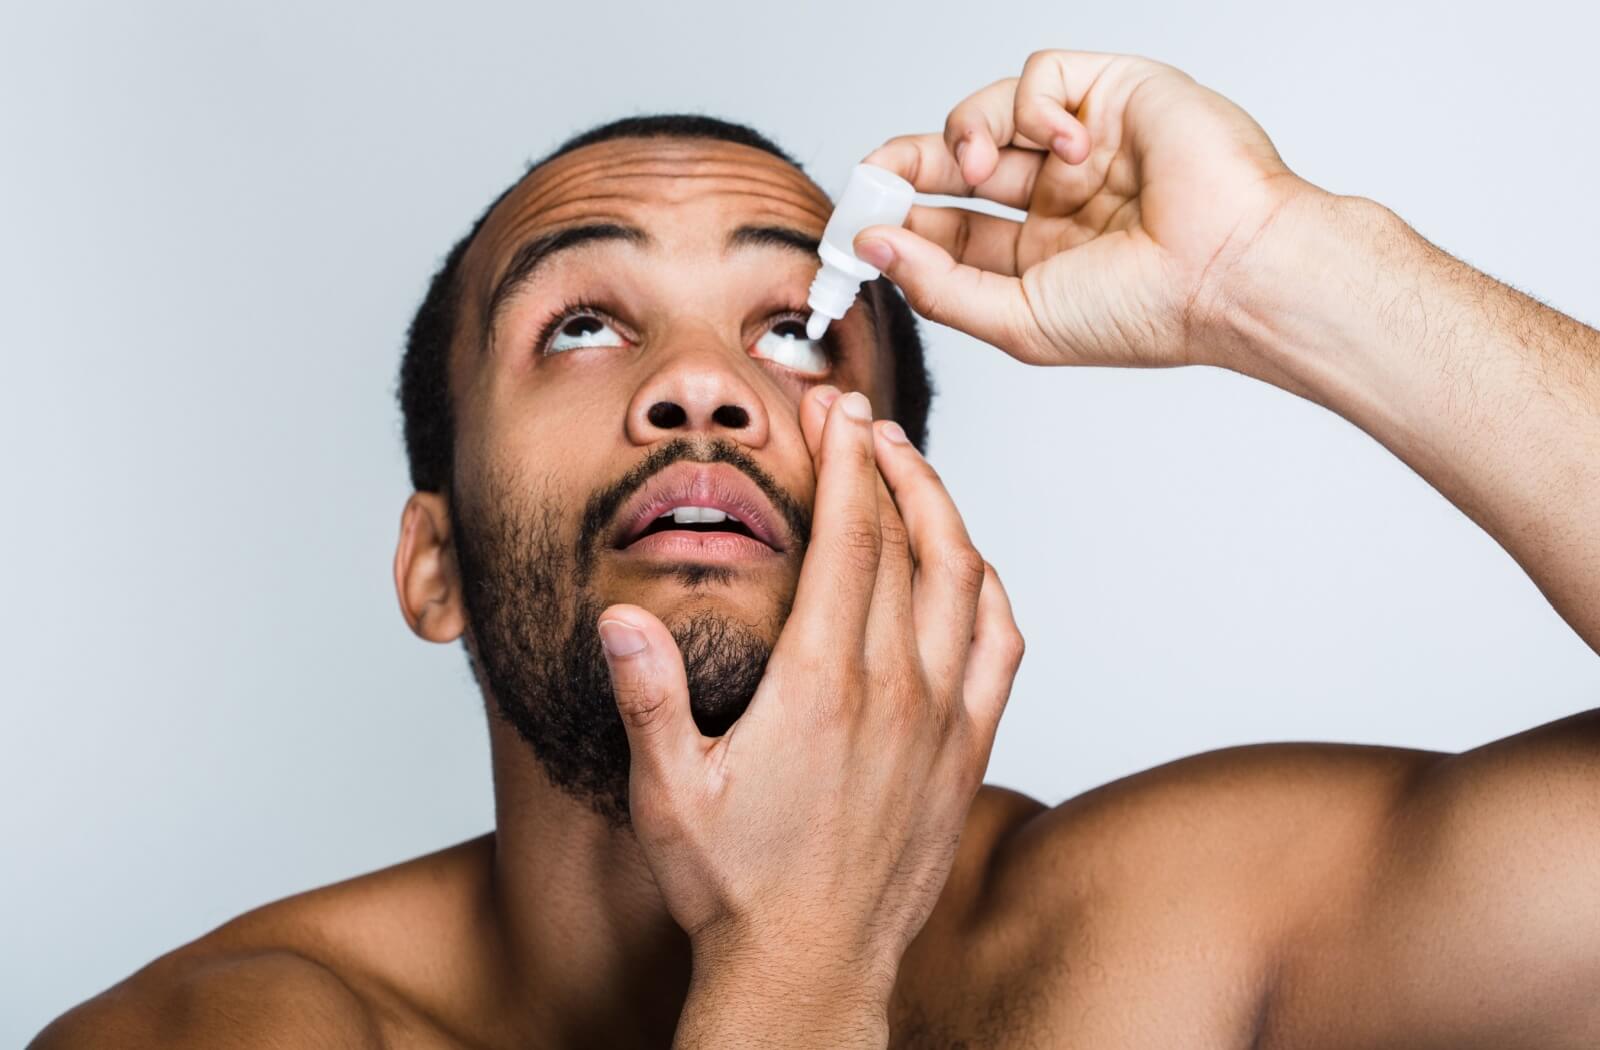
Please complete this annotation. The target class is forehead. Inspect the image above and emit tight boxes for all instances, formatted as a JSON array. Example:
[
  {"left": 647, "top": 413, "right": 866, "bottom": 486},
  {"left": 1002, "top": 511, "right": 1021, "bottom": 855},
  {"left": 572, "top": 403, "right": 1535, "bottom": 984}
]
[{"left": 466, "top": 137, "right": 835, "bottom": 293}]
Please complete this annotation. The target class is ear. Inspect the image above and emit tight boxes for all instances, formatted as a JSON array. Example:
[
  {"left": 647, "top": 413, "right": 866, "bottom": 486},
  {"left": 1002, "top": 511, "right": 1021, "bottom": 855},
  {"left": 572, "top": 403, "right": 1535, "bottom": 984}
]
[{"left": 393, "top": 491, "right": 466, "bottom": 643}]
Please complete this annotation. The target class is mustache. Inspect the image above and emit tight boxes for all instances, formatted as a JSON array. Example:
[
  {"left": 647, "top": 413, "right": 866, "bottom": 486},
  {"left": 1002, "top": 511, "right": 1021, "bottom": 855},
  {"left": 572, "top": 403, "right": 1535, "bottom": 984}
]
[{"left": 574, "top": 438, "right": 812, "bottom": 574}]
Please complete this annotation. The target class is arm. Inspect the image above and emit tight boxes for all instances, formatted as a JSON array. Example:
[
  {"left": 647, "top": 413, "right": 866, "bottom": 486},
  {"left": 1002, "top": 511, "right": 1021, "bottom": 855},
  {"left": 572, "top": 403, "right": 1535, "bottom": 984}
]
[
  {"left": 855, "top": 48, "right": 1600, "bottom": 1043},
  {"left": 1228, "top": 196, "right": 1600, "bottom": 1039},
  {"left": 854, "top": 49, "right": 1600, "bottom": 653},
  {"left": 1224, "top": 190, "right": 1600, "bottom": 651},
  {"left": 1278, "top": 711, "right": 1600, "bottom": 1047},
  {"left": 672, "top": 949, "right": 891, "bottom": 1048}
]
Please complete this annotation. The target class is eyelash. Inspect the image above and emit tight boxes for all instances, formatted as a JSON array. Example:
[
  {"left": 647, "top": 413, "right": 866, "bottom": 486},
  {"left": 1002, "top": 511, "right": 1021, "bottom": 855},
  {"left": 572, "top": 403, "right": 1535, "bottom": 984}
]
[{"left": 533, "top": 299, "right": 842, "bottom": 365}]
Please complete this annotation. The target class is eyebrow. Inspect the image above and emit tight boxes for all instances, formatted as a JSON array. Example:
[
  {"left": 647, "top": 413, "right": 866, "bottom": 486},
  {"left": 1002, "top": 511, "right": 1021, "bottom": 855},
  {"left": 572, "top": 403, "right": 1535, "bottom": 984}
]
[
  {"left": 727, "top": 223, "right": 884, "bottom": 333},
  {"left": 480, "top": 220, "right": 879, "bottom": 351},
  {"left": 484, "top": 222, "right": 650, "bottom": 339},
  {"left": 725, "top": 224, "right": 821, "bottom": 256}
]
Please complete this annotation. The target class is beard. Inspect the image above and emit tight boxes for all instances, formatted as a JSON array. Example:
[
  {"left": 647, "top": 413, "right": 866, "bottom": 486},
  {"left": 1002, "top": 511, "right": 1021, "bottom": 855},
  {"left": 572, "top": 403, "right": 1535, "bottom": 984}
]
[{"left": 448, "top": 438, "right": 809, "bottom": 828}]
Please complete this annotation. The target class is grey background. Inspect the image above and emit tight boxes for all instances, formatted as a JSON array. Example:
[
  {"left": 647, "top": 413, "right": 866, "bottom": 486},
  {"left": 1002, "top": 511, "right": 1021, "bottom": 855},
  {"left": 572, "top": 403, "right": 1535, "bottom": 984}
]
[{"left": 4, "top": 0, "right": 1598, "bottom": 1040}]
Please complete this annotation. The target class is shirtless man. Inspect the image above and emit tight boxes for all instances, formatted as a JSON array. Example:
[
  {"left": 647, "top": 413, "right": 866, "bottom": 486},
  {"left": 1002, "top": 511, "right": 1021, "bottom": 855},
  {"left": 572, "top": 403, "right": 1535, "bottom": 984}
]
[{"left": 35, "top": 50, "right": 1600, "bottom": 1048}]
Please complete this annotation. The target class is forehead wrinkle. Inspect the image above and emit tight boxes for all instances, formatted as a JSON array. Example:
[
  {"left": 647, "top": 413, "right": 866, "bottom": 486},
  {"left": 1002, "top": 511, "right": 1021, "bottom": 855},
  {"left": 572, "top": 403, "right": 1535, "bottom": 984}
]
[
  {"left": 506, "top": 148, "right": 832, "bottom": 228},
  {"left": 524, "top": 174, "right": 830, "bottom": 226},
  {"left": 478, "top": 165, "right": 828, "bottom": 285}
]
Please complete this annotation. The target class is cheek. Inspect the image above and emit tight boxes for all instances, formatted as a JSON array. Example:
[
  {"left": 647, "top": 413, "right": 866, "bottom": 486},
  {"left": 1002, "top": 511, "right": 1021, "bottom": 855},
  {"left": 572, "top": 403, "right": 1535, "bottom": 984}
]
[{"left": 458, "top": 390, "right": 619, "bottom": 526}]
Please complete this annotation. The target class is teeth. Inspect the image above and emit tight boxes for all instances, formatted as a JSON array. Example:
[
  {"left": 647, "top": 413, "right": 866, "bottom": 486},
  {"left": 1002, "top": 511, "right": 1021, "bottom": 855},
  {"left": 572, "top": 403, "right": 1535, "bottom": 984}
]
[{"left": 670, "top": 506, "right": 728, "bottom": 524}]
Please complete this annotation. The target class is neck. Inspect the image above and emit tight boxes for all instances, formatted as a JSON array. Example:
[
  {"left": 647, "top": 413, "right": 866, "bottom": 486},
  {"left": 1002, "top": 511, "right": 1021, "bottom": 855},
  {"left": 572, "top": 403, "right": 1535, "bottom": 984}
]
[{"left": 485, "top": 716, "right": 693, "bottom": 1048}]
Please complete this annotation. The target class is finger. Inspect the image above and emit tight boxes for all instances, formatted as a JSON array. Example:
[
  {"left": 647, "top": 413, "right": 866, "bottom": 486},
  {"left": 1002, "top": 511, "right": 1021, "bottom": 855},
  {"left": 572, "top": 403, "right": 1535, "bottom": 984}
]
[
  {"left": 944, "top": 78, "right": 1049, "bottom": 185},
  {"left": 865, "top": 133, "right": 1045, "bottom": 211},
  {"left": 598, "top": 604, "right": 702, "bottom": 782},
  {"left": 852, "top": 225, "right": 1041, "bottom": 360},
  {"left": 862, "top": 472, "right": 916, "bottom": 668},
  {"left": 870, "top": 420, "right": 983, "bottom": 686},
  {"left": 798, "top": 383, "right": 834, "bottom": 461},
  {"left": 1013, "top": 50, "right": 1109, "bottom": 166},
  {"left": 960, "top": 562, "right": 1025, "bottom": 764},
  {"left": 901, "top": 205, "right": 1025, "bottom": 279},
  {"left": 801, "top": 387, "right": 913, "bottom": 661},
  {"left": 940, "top": 78, "right": 1056, "bottom": 185},
  {"left": 863, "top": 138, "right": 1039, "bottom": 277},
  {"left": 784, "top": 388, "right": 882, "bottom": 651}
]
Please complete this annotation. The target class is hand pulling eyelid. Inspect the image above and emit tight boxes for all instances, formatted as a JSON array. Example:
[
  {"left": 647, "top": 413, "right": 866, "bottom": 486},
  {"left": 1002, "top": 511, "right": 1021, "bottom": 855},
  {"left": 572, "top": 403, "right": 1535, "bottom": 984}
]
[{"left": 804, "top": 163, "right": 1028, "bottom": 340}]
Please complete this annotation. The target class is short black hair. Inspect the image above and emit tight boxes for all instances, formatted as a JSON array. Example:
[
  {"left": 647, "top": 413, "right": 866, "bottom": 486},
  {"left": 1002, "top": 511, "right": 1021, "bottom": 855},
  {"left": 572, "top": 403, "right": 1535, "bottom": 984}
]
[{"left": 397, "top": 114, "right": 934, "bottom": 494}]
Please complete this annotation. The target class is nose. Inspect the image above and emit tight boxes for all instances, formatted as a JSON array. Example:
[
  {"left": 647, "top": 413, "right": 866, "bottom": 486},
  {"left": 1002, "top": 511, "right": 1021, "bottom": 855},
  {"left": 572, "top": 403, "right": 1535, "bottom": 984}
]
[{"left": 624, "top": 344, "right": 771, "bottom": 449}]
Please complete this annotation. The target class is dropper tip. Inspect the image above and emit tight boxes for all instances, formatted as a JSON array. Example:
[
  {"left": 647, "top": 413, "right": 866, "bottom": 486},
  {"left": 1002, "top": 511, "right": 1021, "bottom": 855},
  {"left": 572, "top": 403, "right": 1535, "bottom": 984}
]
[{"left": 805, "top": 312, "right": 829, "bottom": 340}]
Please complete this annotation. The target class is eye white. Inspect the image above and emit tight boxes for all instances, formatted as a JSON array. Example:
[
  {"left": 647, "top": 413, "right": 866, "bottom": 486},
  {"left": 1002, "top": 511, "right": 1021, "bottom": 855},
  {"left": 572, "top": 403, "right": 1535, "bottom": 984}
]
[
  {"left": 753, "top": 322, "right": 828, "bottom": 374},
  {"left": 548, "top": 314, "right": 625, "bottom": 353}
]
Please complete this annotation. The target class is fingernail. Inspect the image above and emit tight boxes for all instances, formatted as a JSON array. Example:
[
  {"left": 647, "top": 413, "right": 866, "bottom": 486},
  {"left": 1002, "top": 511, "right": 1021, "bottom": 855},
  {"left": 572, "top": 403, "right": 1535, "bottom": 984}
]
[
  {"left": 1051, "top": 133, "right": 1076, "bottom": 161},
  {"left": 598, "top": 619, "right": 648, "bottom": 657},
  {"left": 855, "top": 238, "right": 894, "bottom": 271},
  {"left": 879, "top": 419, "right": 909, "bottom": 444},
  {"left": 840, "top": 391, "right": 872, "bottom": 421},
  {"left": 815, "top": 385, "right": 840, "bottom": 409}
]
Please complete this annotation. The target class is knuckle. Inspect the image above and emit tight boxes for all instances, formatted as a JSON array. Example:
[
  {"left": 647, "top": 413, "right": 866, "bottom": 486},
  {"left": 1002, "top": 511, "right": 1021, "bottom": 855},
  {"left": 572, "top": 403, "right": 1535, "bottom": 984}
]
[
  {"left": 1002, "top": 628, "right": 1027, "bottom": 670},
  {"left": 616, "top": 685, "right": 669, "bottom": 733},
  {"left": 1024, "top": 48, "right": 1058, "bottom": 71},
  {"left": 906, "top": 279, "right": 947, "bottom": 323},
  {"left": 833, "top": 521, "right": 883, "bottom": 573},
  {"left": 942, "top": 544, "right": 987, "bottom": 596},
  {"left": 882, "top": 664, "right": 937, "bottom": 726},
  {"left": 819, "top": 425, "right": 875, "bottom": 472},
  {"left": 870, "top": 135, "right": 922, "bottom": 174},
  {"left": 878, "top": 515, "right": 912, "bottom": 559}
]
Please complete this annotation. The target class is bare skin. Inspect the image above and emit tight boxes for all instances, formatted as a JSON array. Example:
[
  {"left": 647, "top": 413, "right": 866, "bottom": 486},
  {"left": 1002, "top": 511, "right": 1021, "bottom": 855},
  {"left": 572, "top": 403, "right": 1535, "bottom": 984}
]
[{"left": 34, "top": 50, "right": 1600, "bottom": 1050}]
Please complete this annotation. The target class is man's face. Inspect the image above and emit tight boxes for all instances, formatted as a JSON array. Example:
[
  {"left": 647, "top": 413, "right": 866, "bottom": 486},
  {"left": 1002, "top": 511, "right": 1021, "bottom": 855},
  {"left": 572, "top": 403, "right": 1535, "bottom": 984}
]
[{"left": 441, "top": 137, "right": 893, "bottom": 824}]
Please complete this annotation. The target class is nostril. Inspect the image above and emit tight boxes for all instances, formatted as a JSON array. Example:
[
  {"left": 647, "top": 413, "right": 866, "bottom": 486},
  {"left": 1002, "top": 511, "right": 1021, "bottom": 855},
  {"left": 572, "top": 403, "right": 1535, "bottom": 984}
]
[
  {"left": 647, "top": 402, "right": 688, "bottom": 428},
  {"left": 712, "top": 405, "right": 750, "bottom": 429}
]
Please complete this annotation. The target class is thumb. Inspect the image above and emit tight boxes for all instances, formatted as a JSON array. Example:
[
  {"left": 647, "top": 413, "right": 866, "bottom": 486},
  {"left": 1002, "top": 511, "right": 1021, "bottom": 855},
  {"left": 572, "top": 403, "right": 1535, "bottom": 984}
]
[
  {"left": 598, "top": 604, "right": 700, "bottom": 781},
  {"left": 854, "top": 224, "right": 1041, "bottom": 361}
]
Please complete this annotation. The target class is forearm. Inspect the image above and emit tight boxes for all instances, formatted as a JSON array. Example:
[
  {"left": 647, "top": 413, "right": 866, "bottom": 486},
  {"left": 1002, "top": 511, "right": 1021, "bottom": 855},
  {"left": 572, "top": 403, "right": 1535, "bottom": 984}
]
[
  {"left": 1223, "top": 189, "right": 1600, "bottom": 651},
  {"left": 672, "top": 945, "right": 892, "bottom": 1049}
]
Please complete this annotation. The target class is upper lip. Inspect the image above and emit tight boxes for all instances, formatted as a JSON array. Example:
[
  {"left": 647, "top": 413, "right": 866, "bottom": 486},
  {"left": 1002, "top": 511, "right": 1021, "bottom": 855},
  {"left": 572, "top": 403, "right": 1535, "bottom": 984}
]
[{"left": 611, "top": 462, "right": 789, "bottom": 552}]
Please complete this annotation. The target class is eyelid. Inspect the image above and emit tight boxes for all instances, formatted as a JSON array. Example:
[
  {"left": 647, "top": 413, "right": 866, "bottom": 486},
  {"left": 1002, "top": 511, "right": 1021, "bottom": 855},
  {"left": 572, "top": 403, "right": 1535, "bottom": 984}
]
[
  {"left": 754, "top": 307, "right": 833, "bottom": 344},
  {"left": 748, "top": 311, "right": 839, "bottom": 379},
  {"left": 535, "top": 300, "right": 632, "bottom": 355}
]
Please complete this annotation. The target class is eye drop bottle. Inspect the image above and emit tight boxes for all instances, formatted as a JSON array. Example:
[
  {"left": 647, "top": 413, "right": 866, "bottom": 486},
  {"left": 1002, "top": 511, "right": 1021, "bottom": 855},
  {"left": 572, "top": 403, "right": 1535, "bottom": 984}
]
[{"left": 805, "top": 163, "right": 916, "bottom": 340}]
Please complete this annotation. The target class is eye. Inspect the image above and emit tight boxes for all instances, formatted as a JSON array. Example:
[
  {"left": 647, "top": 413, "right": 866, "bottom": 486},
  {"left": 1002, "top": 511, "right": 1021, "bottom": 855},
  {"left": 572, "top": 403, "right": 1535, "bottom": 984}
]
[
  {"left": 546, "top": 311, "right": 627, "bottom": 353},
  {"left": 752, "top": 318, "right": 829, "bottom": 375}
]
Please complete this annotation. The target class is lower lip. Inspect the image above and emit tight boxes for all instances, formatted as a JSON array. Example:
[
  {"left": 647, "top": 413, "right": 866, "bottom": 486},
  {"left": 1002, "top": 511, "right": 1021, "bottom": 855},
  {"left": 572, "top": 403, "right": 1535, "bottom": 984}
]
[{"left": 617, "top": 530, "right": 780, "bottom": 561}]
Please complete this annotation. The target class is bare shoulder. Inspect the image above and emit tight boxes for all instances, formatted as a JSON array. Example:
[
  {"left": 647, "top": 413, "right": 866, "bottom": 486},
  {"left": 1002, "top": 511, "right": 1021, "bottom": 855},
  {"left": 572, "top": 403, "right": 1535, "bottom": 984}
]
[
  {"left": 29, "top": 948, "right": 381, "bottom": 1049},
  {"left": 911, "top": 745, "right": 1439, "bottom": 1044},
  {"left": 1019, "top": 740, "right": 1430, "bottom": 874},
  {"left": 973, "top": 742, "right": 1435, "bottom": 922},
  {"left": 31, "top": 834, "right": 498, "bottom": 1050},
  {"left": 950, "top": 724, "right": 1600, "bottom": 1047}
]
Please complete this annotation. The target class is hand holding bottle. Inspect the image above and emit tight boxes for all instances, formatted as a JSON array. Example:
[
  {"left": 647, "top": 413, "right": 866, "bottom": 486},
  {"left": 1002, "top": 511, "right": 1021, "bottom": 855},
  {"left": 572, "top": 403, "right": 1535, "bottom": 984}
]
[{"left": 853, "top": 49, "right": 1321, "bottom": 375}]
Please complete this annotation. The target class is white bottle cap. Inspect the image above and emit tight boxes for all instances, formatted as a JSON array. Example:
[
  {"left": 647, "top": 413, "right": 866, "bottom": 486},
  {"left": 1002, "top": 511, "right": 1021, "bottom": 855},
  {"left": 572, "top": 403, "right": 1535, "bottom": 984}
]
[{"left": 806, "top": 164, "right": 916, "bottom": 339}]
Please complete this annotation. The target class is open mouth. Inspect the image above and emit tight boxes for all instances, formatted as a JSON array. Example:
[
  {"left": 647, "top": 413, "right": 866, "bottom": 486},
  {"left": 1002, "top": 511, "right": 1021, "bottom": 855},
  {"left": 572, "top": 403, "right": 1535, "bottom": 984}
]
[
  {"left": 610, "top": 463, "right": 790, "bottom": 557},
  {"left": 629, "top": 506, "right": 764, "bottom": 544}
]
